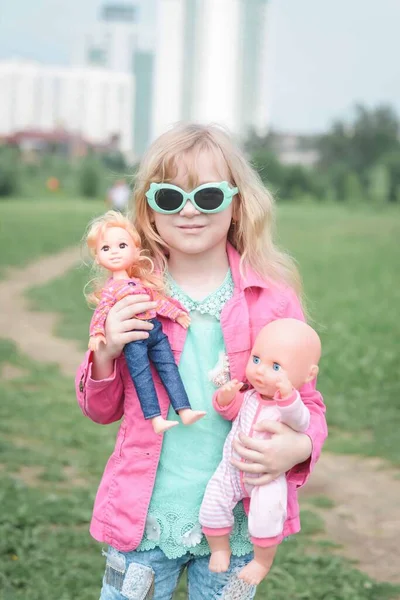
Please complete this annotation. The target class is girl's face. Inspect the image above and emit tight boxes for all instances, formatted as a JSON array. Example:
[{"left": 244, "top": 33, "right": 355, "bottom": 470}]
[
  {"left": 96, "top": 226, "right": 139, "bottom": 272},
  {"left": 151, "top": 150, "right": 234, "bottom": 258}
]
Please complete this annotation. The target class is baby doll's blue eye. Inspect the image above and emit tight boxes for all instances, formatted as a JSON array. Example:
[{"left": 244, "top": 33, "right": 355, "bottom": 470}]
[
  {"left": 119, "top": 243, "right": 128, "bottom": 249},
  {"left": 272, "top": 362, "right": 281, "bottom": 371},
  {"left": 252, "top": 356, "right": 261, "bottom": 365}
]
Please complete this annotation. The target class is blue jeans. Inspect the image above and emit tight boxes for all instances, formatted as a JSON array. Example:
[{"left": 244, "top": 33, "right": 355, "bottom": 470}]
[
  {"left": 123, "top": 318, "right": 191, "bottom": 420},
  {"left": 100, "top": 547, "right": 257, "bottom": 600}
]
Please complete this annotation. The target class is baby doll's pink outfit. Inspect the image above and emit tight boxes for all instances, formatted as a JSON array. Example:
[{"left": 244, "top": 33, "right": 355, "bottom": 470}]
[
  {"left": 89, "top": 278, "right": 182, "bottom": 337},
  {"left": 199, "top": 388, "right": 310, "bottom": 547}
]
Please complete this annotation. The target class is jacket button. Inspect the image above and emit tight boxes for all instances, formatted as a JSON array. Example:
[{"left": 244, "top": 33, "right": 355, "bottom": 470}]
[{"left": 79, "top": 376, "right": 84, "bottom": 393}]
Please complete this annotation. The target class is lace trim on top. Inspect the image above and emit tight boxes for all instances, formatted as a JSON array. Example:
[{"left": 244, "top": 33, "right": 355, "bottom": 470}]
[
  {"left": 138, "top": 502, "right": 251, "bottom": 559},
  {"left": 165, "top": 270, "right": 234, "bottom": 320}
]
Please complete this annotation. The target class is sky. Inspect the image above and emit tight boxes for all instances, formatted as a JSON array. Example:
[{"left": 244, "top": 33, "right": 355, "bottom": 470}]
[{"left": 0, "top": 0, "right": 399, "bottom": 133}]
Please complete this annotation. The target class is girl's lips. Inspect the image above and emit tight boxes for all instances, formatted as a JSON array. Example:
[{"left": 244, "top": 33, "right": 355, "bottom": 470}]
[
  {"left": 177, "top": 225, "right": 206, "bottom": 233},
  {"left": 178, "top": 225, "right": 205, "bottom": 229}
]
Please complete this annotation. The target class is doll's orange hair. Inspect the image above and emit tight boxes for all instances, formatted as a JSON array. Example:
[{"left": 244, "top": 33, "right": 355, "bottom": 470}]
[{"left": 84, "top": 210, "right": 164, "bottom": 306}]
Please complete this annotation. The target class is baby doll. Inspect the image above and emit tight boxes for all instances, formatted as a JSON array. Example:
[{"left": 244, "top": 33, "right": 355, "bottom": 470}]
[
  {"left": 199, "top": 318, "right": 321, "bottom": 585},
  {"left": 84, "top": 210, "right": 206, "bottom": 434}
]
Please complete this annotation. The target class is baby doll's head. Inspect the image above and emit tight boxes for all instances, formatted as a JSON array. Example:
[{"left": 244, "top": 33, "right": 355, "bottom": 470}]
[{"left": 245, "top": 318, "right": 321, "bottom": 398}]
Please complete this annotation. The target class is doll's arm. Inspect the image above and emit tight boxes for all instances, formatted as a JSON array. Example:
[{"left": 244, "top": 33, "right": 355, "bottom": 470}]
[
  {"left": 76, "top": 351, "right": 125, "bottom": 424},
  {"left": 279, "top": 287, "right": 327, "bottom": 487},
  {"left": 275, "top": 389, "right": 310, "bottom": 433},
  {"left": 89, "top": 288, "right": 115, "bottom": 338},
  {"left": 152, "top": 290, "right": 188, "bottom": 323},
  {"left": 212, "top": 381, "right": 247, "bottom": 421}
]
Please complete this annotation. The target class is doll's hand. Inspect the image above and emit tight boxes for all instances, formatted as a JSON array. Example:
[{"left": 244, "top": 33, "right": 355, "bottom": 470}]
[
  {"left": 275, "top": 372, "right": 294, "bottom": 401},
  {"left": 231, "top": 421, "right": 312, "bottom": 486},
  {"left": 88, "top": 334, "right": 106, "bottom": 352},
  {"left": 176, "top": 312, "right": 191, "bottom": 329},
  {"left": 217, "top": 379, "right": 244, "bottom": 407}
]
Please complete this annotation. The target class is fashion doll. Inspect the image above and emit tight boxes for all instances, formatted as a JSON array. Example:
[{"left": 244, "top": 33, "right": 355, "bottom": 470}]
[
  {"left": 199, "top": 318, "right": 321, "bottom": 585},
  {"left": 85, "top": 210, "right": 206, "bottom": 434}
]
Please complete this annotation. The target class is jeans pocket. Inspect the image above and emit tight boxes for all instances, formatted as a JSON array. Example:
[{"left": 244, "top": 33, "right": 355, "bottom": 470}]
[
  {"left": 122, "top": 562, "right": 155, "bottom": 600},
  {"left": 214, "top": 572, "right": 256, "bottom": 600},
  {"left": 103, "top": 548, "right": 155, "bottom": 600}
]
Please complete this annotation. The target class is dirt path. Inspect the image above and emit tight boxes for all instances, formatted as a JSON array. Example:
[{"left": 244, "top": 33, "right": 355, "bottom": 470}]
[
  {"left": 0, "top": 247, "right": 84, "bottom": 377},
  {"left": 0, "top": 248, "right": 399, "bottom": 584}
]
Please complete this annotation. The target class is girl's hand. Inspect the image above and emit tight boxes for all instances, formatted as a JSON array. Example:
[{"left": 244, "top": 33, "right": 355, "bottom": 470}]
[
  {"left": 98, "top": 294, "right": 157, "bottom": 361},
  {"left": 231, "top": 420, "right": 312, "bottom": 486},
  {"left": 176, "top": 312, "right": 191, "bottom": 329},
  {"left": 217, "top": 379, "right": 243, "bottom": 407}
]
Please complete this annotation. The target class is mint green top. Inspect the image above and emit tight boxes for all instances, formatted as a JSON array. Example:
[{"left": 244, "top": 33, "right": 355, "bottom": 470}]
[{"left": 137, "top": 270, "right": 252, "bottom": 559}]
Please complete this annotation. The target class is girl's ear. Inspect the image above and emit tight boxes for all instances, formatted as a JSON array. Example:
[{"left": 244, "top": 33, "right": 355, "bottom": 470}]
[{"left": 232, "top": 197, "right": 240, "bottom": 222}]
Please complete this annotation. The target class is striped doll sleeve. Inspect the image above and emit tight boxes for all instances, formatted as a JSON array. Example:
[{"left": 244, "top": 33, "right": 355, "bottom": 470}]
[{"left": 89, "top": 287, "right": 116, "bottom": 337}]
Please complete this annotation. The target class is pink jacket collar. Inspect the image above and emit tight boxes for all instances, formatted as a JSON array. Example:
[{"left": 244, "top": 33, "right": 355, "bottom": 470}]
[{"left": 226, "top": 243, "right": 270, "bottom": 292}]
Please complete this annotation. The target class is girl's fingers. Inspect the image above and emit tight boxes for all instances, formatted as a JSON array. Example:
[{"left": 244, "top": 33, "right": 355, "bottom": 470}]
[
  {"left": 230, "top": 458, "right": 265, "bottom": 474},
  {"left": 121, "top": 318, "right": 154, "bottom": 333},
  {"left": 244, "top": 473, "right": 276, "bottom": 486},
  {"left": 232, "top": 439, "right": 264, "bottom": 463},
  {"left": 116, "top": 302, "right": 157, "bottom": 321},
  {"left": 120, "top": 331, "right": 150, "bottom": 345},
  {"left": 237, "top": 432, "right": 270, "bottom": 454},
  {"left": 113, "top": 295, "right": 151, "bottom": 311}
]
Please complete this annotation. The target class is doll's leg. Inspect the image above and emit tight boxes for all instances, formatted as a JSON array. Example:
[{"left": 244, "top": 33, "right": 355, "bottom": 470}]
[
  {"left": 199, "top": 465, "right": 239, "bottom": 572},
  {"left": 124, "top": 338, "right": 178, "bottom": 433},
  {"left": 238, "top": 544, "right": 277, "bottom": 586},
  {"left": 237, "top": 477, "right": 287, "bottom": 585},
  {"left": 247, "top": 475, "right": 288, "bottom": 539},
  {"left": 148, "top": 320, "right": 206, "bottom": 425}
]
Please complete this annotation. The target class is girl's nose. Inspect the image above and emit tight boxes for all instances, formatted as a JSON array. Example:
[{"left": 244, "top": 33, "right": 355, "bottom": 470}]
[{"left": 179, "top": 199, "right": 201, "bottom": 217}]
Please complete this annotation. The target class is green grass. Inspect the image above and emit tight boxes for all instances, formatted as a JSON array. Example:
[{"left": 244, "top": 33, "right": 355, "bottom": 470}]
[
  {"left": 0, "top": 198, "right": 103, "bottom": 278},
  {"left": 28, "top": 202, "right": 400, "bottom": 464},
  {"left": 0, "top": 339, "right": 398, "bottom": 600},
  {"left": 276, "top": 203, "right": 400, "bottom": 464},
  {"left": 1, "top": 199, "right": 400, "bottom": 598}
]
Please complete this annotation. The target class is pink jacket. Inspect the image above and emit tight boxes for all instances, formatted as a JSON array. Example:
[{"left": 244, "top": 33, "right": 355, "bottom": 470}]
[{"left": 75, "top": 243, "right": 328, "bottom": 552}]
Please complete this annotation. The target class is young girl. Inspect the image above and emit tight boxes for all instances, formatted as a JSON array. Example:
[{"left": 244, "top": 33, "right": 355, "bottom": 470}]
[{"left": 75, "top": 123, "right": 327, "bottom": 600}]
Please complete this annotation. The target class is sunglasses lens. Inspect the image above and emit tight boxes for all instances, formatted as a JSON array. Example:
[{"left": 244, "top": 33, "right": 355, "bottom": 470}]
[
  {"left": 194, "top": 188, "right": 225, "bottom": 211},
  {"left": 154, "top": 189, "right": 184, "bottom": 212}
]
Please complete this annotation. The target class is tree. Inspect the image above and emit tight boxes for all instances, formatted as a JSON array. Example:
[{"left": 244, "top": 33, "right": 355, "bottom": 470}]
[
  {"left": 0, "top": 146, "right": 20, "bottom": 197},
  {"left": 318, "top": 104, "right": 400, "bottom": 180}
]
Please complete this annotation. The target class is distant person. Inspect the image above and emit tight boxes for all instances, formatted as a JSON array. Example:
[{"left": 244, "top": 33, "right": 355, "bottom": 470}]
[
  {"left": 75, "top": 123, "right": 327, "bottom": 600},
  {"left": 106, "top": 178, "right": 130, "bottom": 212}
]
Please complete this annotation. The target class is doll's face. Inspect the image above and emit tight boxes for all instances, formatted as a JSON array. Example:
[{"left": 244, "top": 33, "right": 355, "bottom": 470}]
[
  {"left": 96, "top": 226, "right": 140, "bottom": 272},
  {"left": 245, "top": 336, "right": 291, "bottom": 398},
  {"left": 245, "top": 320, "right": 321, "bottom": 398}
]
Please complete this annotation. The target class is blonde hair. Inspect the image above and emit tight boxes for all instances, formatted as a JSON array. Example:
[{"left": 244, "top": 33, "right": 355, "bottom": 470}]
[
  {"left": 133, "top": 122, "right": 302, "bottom": 297},
  {"left": 84, "top": 210, "right": 163, "bottom": 306}
]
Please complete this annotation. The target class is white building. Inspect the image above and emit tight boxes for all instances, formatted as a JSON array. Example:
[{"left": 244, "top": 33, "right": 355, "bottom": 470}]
[
  {"left": 0, "top": 59, "right": 134, "bottom": 152},
  {"left": 152, "top": 0, "right": 270, "bottom": 140},
  {"left": 75, "top": 4, "right": 138, "bottom": 74}
]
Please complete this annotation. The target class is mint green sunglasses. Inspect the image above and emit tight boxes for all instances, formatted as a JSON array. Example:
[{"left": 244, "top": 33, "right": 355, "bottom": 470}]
[{"left": 145, "top": 181, "right": 238, "bottom": 214}]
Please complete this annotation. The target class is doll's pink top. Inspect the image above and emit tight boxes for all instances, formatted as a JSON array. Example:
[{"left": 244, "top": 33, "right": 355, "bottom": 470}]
[{"left": 89, "top": 277, "right": 183, "bottom": 338}]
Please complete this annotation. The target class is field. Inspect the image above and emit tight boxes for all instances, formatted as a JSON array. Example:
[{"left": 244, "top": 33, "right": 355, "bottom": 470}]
[{"left": 0, "top": 199, "right": 399, "bottom": 599}]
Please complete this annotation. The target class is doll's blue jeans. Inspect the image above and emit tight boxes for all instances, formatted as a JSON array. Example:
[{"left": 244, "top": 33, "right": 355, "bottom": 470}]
[
  {"left": 123, "top": 318, "right": 191, "bottom": 419},
  {"left": 100, "top": 546, "right": 256, "bottom": 600}
]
